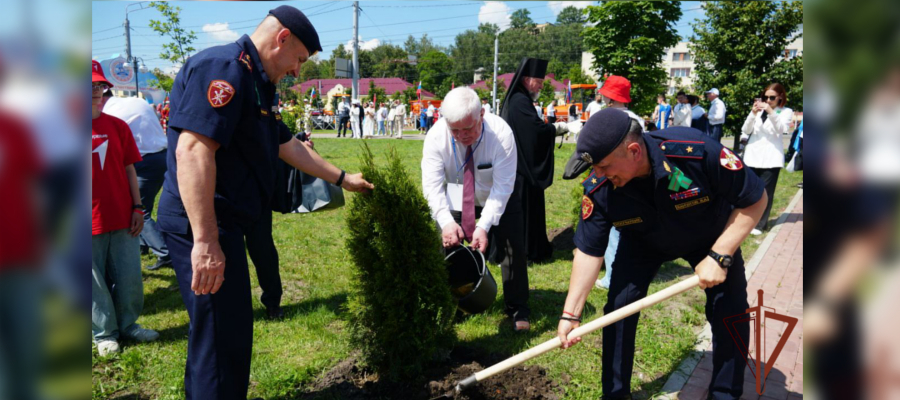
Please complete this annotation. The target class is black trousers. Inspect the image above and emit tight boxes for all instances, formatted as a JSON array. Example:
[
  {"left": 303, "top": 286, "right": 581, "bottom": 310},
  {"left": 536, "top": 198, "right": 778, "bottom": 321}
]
[
  {"left": 244, "top": 207, "right": 283, "bottom": 310},
  {"left": 749, "top": 167, "right": 780, "bottom": 231},
  {"left": 709, "top": 123, "right": 724, "bottom": 142},
  {"left": 446, "top": 187, "right": 529, "bottom": 320},
  {"left": 337, "top": 116, "right": 350, "bottom": 137},
  {"left": 602, "top": 243, "right": 749, "bottom": 399},
  {"left": 163, "top": 222, "right": 253, "bottom": 400}
]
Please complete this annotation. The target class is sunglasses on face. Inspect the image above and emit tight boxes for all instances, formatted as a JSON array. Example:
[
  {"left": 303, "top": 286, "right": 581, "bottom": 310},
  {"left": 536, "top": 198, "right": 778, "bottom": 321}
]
[
  {"left": 761, "top": 95, "right": 778, "bottom": 101},
  {"left": 92, "top": 83, "right": 110, "bottom": 93}
]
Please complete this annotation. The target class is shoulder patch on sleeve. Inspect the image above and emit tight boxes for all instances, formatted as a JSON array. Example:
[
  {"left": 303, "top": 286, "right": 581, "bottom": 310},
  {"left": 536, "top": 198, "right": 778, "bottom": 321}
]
[
  {"left": 207, "top": 80, "right": 235, "bottom": 108},
  {"left": 581, "top": 195, "right": 594, "bottom": 220},
  {"left": 582, "top": 170, "right": 608, "bottom": 194},
  {"left": 660, "top": 140, "right": 705, "bottom": 159},
  {"left": 719, "top": 147, "right": 744, "bottom": 171}
]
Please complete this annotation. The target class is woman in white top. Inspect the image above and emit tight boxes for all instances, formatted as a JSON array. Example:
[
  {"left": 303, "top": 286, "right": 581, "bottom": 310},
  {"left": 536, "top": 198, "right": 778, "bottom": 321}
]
[
  {"left": 740, "top": 82, "right": 794, "bottom": 235},
  {"left": 363, "top": 102, "right": 375, "bottom": 138}
]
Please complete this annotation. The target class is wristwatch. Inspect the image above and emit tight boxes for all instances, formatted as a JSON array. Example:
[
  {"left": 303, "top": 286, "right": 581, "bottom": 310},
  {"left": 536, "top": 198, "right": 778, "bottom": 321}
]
[{"left": 708, "top": 250, "right": 733, "bottom": 268}]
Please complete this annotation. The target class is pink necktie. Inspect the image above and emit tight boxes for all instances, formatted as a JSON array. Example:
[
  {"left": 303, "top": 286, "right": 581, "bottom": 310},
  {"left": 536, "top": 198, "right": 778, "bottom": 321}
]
[{"left": 462, "top": 145, "right": 475, "bottom": 242}]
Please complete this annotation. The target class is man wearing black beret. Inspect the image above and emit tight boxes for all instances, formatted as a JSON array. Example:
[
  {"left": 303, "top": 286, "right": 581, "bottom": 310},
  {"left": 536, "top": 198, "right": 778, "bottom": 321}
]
[
  {"left": 157, "top": 6, "right": 370, "bottom": 400},
  {"left": 555, "top": 108, "right": 769, "bottom": 399}
]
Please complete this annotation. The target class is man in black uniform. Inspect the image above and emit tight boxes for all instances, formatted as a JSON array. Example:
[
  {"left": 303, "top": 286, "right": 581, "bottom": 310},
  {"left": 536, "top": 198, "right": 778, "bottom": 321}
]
[
  {"left": 556, "top": 108, "right": 768, "bottom": 399},
  {"left": 498, "top": 57, "right": 568, "bottom": 264},
  {"left": 157, "top": 6, "right": 373, "bottom": 399}
]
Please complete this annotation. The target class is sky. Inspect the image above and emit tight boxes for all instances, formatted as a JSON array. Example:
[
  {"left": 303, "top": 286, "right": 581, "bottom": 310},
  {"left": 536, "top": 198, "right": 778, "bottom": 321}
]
[{"left": 91, "top": 1, "right": 706, "bottom": 74}]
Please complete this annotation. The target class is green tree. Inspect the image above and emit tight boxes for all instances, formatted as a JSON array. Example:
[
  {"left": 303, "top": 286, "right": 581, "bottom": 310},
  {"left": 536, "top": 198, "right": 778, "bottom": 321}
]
[
  {"left": 346, "top": 144, "right": 456, "bottom": 379},
  {"left": 148, "top": 68, "right": 174, "bottom": 93},
  {"left": 367, "top": 79, "right": 387, "bottom": 105},
  {"left": 567, "top": 65, "right": 595, "bottom": 86},
  {"left": 148, "top": 1, "right": 197, "bottom": 65},
  {"left": 370, "top": 44, "right": 415, "bottom": 79},
  {"left": 538, "top": 79, "right": 556, "bottom": 107},
  {"left": 556, "top": 6, "right": 586, "bottom": 25},
  {"left": 449, "top": 24, "right": 499, "bottom": 85},
  {"left": 583, "top": 1, "right": 682, "bottom": 115},
  {"left": 691, "top": 1, "right": 804, "bottom": 141},
  {"left": 510, "top": 9, "right": 535, "bottom": 30},
  {"left": 417, "top": 50, "right": 453, "bottom": 97}
]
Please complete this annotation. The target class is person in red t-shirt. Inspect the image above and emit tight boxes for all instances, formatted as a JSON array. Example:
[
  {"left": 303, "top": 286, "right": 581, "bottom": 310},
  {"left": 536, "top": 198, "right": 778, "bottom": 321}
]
[{"left": 91, "top": 60, "right": 158, "bottom": 356}]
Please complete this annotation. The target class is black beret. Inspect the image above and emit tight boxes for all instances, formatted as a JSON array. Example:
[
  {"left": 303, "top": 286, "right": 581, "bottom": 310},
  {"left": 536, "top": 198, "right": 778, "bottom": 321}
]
[
  {"left": 574, "top": 108, "right": 633, "bottom": 166},
  {"left": 269, "top": 5, "right": 323, "bottom": 55}
]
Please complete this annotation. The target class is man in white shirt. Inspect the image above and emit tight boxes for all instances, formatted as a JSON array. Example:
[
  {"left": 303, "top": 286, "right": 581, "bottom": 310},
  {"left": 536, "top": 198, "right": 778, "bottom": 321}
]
[
  {"left": 583, "top": 92, "right": 604, "bottom": 119},
  {"left": 103, "top": 96, "right": 171, "bottom": 270},
  {"left": 376, "top": 102, "right": 387, "bottom": 136},
  {"left": 393, "top": 100, "right": 406, "bottom": 138},
  {"left": 534, "top": 101, "right": 543, "bottom": 119},
  {"left": 672, "top": 90, "right": 692, "bottom": 127},
  {"left": 422, "top": 86, "right": 527, "bottom": 320},
  {"left": 705, "top": 88, "right": 726, "bottom": 142},
  {"left": 426, "top": 102, "right": 436, "bottom": 131},
  {"left": 482, "top": 98, "right": 492, "bottom": 114}
]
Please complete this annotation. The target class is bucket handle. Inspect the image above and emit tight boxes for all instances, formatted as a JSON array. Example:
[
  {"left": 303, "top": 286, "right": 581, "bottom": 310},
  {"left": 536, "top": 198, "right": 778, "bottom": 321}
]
[{"left": 446, "top": 246, "right": 487, "bottom": 278}]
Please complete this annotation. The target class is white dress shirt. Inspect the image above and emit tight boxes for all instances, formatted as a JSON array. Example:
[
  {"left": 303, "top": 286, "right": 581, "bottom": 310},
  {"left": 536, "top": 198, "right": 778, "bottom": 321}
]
[
  {"left": 422, "top": 113, "right": 517, "bottom": 233},
  {"left": 103, "top": 97, "right": 167, "bottom": 155},
  {"left": 740, "top": 107, "right": 793, "bottom": 169},
  {"left": 673, "top": 103, "right": 692, "bottom": 127},
  {"left": 482, "top": 103, "right": 492, "bottom": 114},
  {"left": 708, "top": 97, "right": 726, "bottom": 125}
]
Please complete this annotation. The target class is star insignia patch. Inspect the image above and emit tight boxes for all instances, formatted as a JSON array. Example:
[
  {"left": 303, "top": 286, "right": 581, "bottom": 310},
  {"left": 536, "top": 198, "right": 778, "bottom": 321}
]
[
  {"left": 207, "top": 80, "right": 235, "bottom": 108},
  {"left": 686, "top": 146, "right": 693, "bottom": 153}
]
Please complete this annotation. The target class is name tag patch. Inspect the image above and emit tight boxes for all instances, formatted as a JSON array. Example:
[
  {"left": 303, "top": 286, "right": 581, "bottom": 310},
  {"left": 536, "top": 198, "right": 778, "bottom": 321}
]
[
  {"left": 674, "top": 196, "right": 710, "bottom": 211},
  {"left": 670, "top": 187, "right": 700, "bottom": 201},
  {"left": 612, "top": 217, "right": 643, "bottom": 228}
]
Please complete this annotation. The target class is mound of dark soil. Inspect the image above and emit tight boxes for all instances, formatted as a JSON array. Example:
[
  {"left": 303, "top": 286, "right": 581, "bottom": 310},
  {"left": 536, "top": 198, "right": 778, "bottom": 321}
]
[{"left": 299, "top": 347, "right": 567, "bottom": 400}]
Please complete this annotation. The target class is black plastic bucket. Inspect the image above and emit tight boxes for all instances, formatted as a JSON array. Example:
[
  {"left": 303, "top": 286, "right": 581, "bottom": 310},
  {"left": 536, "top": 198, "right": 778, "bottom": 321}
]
[{"left": 445, "top": 246, "right": 497, "bottom": 315}]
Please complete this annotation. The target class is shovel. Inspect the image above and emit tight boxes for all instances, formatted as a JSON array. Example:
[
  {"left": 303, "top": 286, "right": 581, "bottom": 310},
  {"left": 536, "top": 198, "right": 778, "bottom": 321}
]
[{"left": 451, "top": 275, "right": 701, "bottom": 395}]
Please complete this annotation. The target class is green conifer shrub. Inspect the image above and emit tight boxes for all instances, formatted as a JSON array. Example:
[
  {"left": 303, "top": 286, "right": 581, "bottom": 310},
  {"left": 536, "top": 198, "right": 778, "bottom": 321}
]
[{"left": 345, "top": 144, "right": 457, "bottom": 379}]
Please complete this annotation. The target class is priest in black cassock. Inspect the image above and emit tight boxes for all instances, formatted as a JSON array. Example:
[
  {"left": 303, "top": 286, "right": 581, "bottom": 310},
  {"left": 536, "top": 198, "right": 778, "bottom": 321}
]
[{"left": 496, "top": 57, "right": 568, "bottom": 263}]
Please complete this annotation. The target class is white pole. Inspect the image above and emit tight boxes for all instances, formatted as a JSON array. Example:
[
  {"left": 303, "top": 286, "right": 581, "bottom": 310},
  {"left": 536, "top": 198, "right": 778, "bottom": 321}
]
[
  {"left": 352, "top": 1, "right": 360, "bottom": 102},
  {"left": 491, "top": 32, "right": 499, "bottom": 112}
]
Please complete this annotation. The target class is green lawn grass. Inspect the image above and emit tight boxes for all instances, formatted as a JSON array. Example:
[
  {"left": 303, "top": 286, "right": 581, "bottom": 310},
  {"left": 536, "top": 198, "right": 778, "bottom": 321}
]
[{"left": 92, "top": 139, "right": 802, "bottom": 399}]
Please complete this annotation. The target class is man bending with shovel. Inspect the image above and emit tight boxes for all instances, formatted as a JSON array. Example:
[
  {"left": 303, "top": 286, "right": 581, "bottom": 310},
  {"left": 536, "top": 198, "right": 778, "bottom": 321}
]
[{"left": 557, "top": 108, "right": 768, "bottom": 399}]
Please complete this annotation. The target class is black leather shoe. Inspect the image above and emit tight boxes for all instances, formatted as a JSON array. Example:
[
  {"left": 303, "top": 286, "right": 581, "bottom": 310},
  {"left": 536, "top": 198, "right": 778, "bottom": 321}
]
[
  {"left": 147, "top": 258, "right": 172, "bottom": 271},
  {"left": 266, "top": 306, "right": 285, "bottom": 320}
]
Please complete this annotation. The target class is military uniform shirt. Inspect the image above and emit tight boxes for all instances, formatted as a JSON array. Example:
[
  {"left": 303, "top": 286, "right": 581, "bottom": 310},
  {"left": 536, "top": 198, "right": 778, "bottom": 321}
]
[
  {"left": 160, "top": 34, "right": 292, "bottom": 231},
  {"left": 574, "top": 127, "right": 765, "bottom": 259}
]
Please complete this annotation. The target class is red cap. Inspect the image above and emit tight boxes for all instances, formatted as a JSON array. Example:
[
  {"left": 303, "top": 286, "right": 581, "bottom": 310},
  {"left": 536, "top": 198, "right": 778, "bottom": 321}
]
[
  {"left": 599, "top": 75, "right": 631, "bottom": 103},
  {"left": 92, "top": 60, "right": 113, "bottom": 87}
]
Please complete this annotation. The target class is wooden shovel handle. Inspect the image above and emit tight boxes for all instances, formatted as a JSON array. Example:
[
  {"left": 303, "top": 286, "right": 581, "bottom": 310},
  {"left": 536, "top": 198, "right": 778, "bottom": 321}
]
[{"left": 458, "top": 275, "right": 701, "bottom": 392}]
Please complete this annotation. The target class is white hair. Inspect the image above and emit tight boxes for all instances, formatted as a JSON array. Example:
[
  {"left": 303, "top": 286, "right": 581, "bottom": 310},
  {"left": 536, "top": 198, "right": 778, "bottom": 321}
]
[{"left": 441, "top": 87, "right": 482, "bottom": 124}]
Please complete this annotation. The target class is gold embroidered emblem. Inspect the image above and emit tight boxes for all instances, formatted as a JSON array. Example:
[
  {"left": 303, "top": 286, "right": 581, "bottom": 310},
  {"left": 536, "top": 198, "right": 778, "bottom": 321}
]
[
  {"left": 674, "top": 196, "right": 710, "bottom": 210},
  {"left": 612, "top": 217, "right": 643, "bottom": 228}
]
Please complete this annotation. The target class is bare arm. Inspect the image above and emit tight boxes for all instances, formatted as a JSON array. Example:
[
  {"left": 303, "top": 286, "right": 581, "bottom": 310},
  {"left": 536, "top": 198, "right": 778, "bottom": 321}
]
[
  {"left": 125, "top": 164, "right": 143, "bottom": 237},
  {"left": 558, "top": 249, "right": 605, "bottom": 349},
  {"left": 176, "top": 131, "right": 226, "bottom": 296},
  {"left": 694, "top": 191, "right": 768, "bottom": 289},
  {"left": 711, "top": 191, "right": 767, "bottom": 256},
  {"left": 176, "top": 131, "right": 220, "bottom": 243}
]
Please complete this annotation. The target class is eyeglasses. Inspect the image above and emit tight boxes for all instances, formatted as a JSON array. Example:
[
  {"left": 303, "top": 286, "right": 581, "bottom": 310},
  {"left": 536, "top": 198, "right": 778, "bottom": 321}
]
[
  {"left": 92, "top": 83, "right": 110, "bottom": 93},
  {"left": 761, "top": 95, "right": 778, "bottom": 101}
]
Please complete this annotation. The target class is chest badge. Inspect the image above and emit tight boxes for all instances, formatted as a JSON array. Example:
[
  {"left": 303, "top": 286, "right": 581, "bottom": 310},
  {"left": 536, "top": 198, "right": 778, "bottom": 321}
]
[
  {"left": 667, "top": 166, "right": 693, "bottom": 192},
  {"left": 208, "top": 80, "right": 235, "bottom": 108},
  {"left": 720, "top": 147, "right": 744, "bottom": 171},
  {"left": 670, "top": 187, "right": 700, "bottom": 200},
  {"left": 581, "top": 195, "right": 594, "bottom": 220}
]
